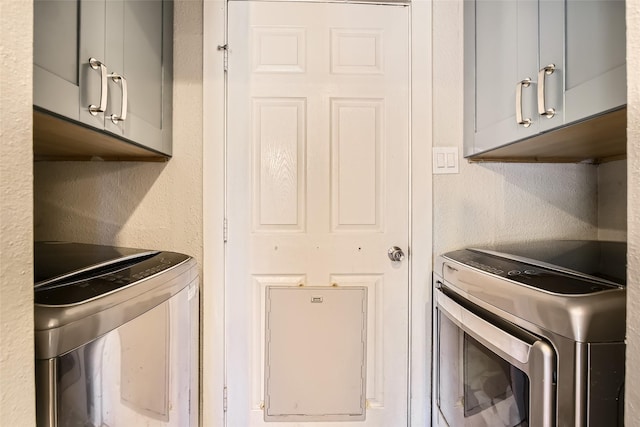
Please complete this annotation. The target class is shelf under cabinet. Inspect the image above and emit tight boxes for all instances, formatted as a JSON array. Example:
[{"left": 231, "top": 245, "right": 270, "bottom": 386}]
[
  {"left": 467, "top": 107, "right": 627, "bottom": 164},
  {"left": 33, "top": 109, "right": 169, "bottom": 162}
]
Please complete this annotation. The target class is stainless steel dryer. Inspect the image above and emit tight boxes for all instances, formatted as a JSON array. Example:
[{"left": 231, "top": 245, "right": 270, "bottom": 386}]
[
  {"left": 433, "top": 240, "right": 626, "bottom": 427},
  {"left": 34, "top": 241, "right": 199, "bottom": 427}
]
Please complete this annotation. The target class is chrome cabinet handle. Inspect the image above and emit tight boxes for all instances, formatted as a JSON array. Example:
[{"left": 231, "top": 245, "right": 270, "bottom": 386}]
[
  {"left": 515, "top": 78, "right": 532, "bottom": 127},
  {"left": 537, "top": 64, "right": 556, "bottom": 118},
  {"left": 88, "top": 58, "right": 107, "bottom": 115},
  {"left": 388, "top": 246, "right": 405, "bottom": 262},
  {"left": 108, "top": 73, "right": 127, "bottom": 124}
]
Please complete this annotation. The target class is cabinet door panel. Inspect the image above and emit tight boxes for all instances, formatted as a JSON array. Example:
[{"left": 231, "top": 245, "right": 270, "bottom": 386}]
[
  {"left": 122, "top": 0, "right": 166, "bottom": 153},
  {"left": 475, "top": 1, "right": 517, "bottom": 132},
  {"left": 34, "top": 0, "right": 80, "bottom": 120},
  {"left": 105, "top": 0, "right": 126, "bottom": 138},
  {"left": 125, "top": 0, "right": 163, "bottom": 129},
  {"left": 79, "top": 0, "right": 107, "bottom": 129},
  {"left": 564, "top": 0, "right": 626, "bottom": 123},
  {"left": 516, "top": 0, "right": 539, "bottom": 129},
  {"left": 471, "top": 0, "right": 538, "bottom": 154},
  {"left": 104, "top": 0, "right": 171, "bottom": 154},
  {"left": 538, "top": 0, "right": 564, "bottom": 132}
]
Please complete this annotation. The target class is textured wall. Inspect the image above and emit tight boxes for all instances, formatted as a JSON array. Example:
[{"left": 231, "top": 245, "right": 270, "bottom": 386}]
[
  {"left": 432, "top": 0, "right": 598, "bottom": 258},
  {"left": 598, "top": 159, "right": 627, "bottom": 241},
  {"left": 0, "top": 0, "right": 35, "bottom": 424},
  {"left": 626, "top": 0, "right": 640, "bottom": 422},
  {"left": 34, "top": 0, "right": 203, "bottom": 265}
]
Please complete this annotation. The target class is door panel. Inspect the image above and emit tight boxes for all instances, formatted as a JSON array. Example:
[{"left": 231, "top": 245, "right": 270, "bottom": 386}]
[
  {"left": 252, "top": 97, "right": 306, "bottom": 232},
  {"left": 331, "top": 98, "right": 383, "bottom": 230},
  {"left": 537, "top": 0, "right": 564, "bottom": 133},
  {"left": 104, "top": 0, "right": 169, "bottom": 153},
  {"left": 33, "top": 0, "right": 80, "bottom": 120},
  {"left": 78, "top": 0, "right": 108, "bottom": 130},
  {"left": 472, "top": 0, "right": 539, "bottom": 153},
  {"left": 564, "top": 0, "right": 626, "bottom": 123},
  {"left": 120, "top": 0, "right": 168, "bottom": 152},
  {"left": 227, "top": 1, "right": 410, "bottom": 426}
]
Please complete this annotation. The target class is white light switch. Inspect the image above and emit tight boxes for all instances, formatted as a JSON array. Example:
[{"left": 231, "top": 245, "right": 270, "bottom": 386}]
[{"left": 433, "top": 147, "right": 459, "bottom": 174}]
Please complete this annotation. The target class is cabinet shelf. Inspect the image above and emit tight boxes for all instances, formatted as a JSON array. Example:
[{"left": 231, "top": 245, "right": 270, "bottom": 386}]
[
  {"left": 467, "top": 107, "right": 626, "bottom": 164},
  {"left": 33, "top": 109, "right": 169, "bottom": 162}
]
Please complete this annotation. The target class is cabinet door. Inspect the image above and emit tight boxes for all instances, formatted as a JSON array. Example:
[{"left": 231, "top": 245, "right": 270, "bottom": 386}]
[
  {"left": 105, "top": 0, "right": 173, "bottom": 155},
  {"left": 537, "top": 0, "right": 564, "bottom": 133},
  {"left": 34, "top": 0, "right": 81, "bottom": 120},
  {"left": 79, "top": 0, "right": 108, "bottom": 130},
  {"left": 465, "top": 0, "right": 539, "bottom": 155},
  {"left": 34, "top": 0, "right": 106, "bottom": 130},
  {"left": 563, "top": 0, "right": 626, "bottom": 124}
]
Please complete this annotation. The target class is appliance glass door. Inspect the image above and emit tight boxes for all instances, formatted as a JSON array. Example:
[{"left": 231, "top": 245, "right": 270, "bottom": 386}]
[{"left": 435, "top": 287, "right": 554, "bottom": 427}]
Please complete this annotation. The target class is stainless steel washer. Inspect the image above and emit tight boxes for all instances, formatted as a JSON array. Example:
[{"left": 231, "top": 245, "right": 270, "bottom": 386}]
[{"left": 34, "top": 241, "right": 199, "bottom": 427}]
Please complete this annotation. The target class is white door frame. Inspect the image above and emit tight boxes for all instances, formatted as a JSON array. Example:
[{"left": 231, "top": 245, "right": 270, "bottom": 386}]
[{"left": 202, "top": 0, "right": 433, "bottom": 425}]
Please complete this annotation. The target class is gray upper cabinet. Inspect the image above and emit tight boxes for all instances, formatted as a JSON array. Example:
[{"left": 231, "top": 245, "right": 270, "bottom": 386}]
[
  {"left": 34, "top": 0, "right": 173, "bottom": 160},
  {"left": 464, "top": 0, "right": 626, "bottom": 162}
]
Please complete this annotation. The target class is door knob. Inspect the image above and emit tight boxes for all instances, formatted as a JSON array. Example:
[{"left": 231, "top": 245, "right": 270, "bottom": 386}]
[{"left": 388, "top": 246, "right": 405, "bottom": 262}]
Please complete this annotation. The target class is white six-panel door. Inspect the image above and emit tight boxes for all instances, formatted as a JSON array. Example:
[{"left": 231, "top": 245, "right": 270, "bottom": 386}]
[{"left": 226, "top": 1, "right": 410, "bottom": 425}]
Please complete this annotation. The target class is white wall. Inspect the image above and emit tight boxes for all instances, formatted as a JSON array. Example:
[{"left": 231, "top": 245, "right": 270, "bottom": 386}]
[
  {"left": 0, "top": 0, "right": 35, "bottom": 424},
  {"left": 598, "top": 159, "right": 627, "bottom": 241},
  {"left": 626, "top": 0, "right": 640, "bottom": 423},
  {"left": 34, "top": 0, "right": 203, "bottom": 265},
  {"left": 432, "top": 0, "right": 599, "bottom": 259}
]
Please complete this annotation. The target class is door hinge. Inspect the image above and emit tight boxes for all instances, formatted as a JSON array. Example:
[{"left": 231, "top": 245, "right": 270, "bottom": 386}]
[
  {"left": 218, "top": 44, "right": 228, "bottom": 72},
  {"left": 223, "top": 218, "right": 228, "bottom": 243},
  {"left": 223, "top": 386, "right": 228, "bottom": 412}
]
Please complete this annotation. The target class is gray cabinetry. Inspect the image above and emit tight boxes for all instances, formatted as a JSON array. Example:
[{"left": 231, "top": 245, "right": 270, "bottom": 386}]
[
  {"left": 465, "top": 0, "right": 626, "bottom": 162},
  {"left": 34, "top": 0, "right": 172, "bottom": 159}
]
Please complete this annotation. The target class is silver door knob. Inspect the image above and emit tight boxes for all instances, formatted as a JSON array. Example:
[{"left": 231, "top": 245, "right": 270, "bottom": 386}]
[{"left": 388, "top": 246, "right": 405, "bottom": 262}]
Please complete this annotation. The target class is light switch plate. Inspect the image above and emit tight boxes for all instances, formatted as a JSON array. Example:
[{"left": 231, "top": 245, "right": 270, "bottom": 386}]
[{"left": 432, "top": 147, "right": 459, "bottom": 174}]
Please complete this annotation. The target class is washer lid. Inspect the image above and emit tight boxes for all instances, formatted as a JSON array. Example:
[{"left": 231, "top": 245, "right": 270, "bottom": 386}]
[
  {"left": 469, "top": 240, "right": 626, "bottom": 287},
  {"left": 438, "top": 240, "right": 627, "bottom": 341},
  {"left": 35, "top": 241, "right": 158, "bottom": 288}
]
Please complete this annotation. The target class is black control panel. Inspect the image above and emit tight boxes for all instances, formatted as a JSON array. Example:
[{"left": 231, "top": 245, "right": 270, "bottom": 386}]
[
  {"left": 35, "top": 251, "right": 190, "bottom": 305},
  {"left": 444, "top": 249, "right": 622, "bottom": 295}
]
